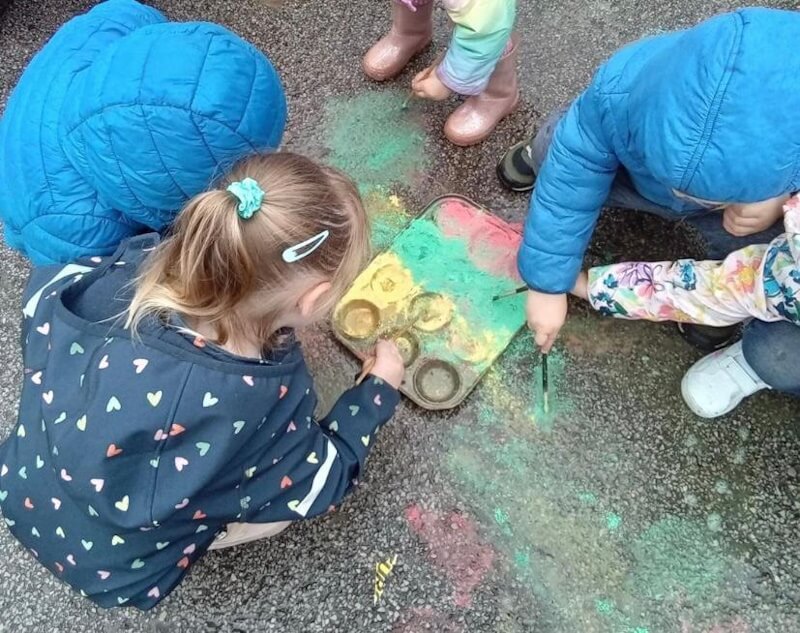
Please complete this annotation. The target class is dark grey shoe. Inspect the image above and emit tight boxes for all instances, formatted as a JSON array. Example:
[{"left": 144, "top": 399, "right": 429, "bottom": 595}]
[
  {"left": 497, "top": 141, "right": 536, "bottom": 192},
  {"left": 677, "top": 322, "right": 740, "bottom": 353}
]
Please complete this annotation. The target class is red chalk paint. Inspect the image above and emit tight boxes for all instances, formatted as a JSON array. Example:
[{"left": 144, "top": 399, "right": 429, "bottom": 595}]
[
  {"left": 436, "top": 199, "right": 522, "bottom": 281},
  {"left": 405, "top": 504, "right": 495, "bottom": 608}
]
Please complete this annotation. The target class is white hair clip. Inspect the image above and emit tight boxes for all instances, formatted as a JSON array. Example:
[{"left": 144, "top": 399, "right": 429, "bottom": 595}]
[{"left": 282, "top": 230, "right": 330, "bottom": 263}]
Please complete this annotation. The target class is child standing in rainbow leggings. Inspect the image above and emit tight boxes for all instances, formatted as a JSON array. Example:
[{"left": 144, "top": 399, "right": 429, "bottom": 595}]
[{"left": 363, "top": 0, "right": 518, "bottom": 147}]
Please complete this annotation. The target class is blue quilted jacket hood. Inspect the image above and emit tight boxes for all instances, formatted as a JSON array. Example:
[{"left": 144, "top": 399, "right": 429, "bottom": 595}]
[
  {"left": 519, "top": 8, "right": 800, "bottom": 294},
  {"left": 0, "top": 0, "right": 286, "bottom": 264}
]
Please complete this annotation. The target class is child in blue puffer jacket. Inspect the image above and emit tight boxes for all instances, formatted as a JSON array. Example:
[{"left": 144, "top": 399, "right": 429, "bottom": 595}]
[
  {"left": 497, "top": 8, "right": 800, "bottom": 418},
  {"left": 0, "top": 153, "right": 404, "bottom": 609},
  {"left": 0, "top": 0, "right": 286, "bottom": 265}
]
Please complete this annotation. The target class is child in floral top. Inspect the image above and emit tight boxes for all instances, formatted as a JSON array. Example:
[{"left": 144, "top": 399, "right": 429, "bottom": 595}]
[
  {"left": 577, "top": 193, "right": 800, "bottom": 327},
  {"left": 572, "top": 193, "right": 800, "bottom": 418}
]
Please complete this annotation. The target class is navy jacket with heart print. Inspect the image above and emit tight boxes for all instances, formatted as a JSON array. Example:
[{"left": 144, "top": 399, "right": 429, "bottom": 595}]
[{"left": 0, "top": 234, "right": 399, "bottom": 609}]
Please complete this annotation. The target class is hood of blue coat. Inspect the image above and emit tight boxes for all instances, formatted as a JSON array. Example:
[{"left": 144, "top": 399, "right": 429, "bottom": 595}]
[
  {"left": 59, "top": 20, "right": 287, "bottom": 231},
  {"left": 628, "top": 8, "right": 800, "bottom": 204}
]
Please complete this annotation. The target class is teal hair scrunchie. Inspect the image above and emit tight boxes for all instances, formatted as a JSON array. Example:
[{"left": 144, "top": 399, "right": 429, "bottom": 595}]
[{"left": 227, "top": 178, "right": 265, "bottom": 220}]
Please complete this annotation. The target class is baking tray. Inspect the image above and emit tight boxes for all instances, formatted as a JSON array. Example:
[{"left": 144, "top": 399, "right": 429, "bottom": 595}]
[{"left": 333, "top": 195, "right": 526, "bottom": 410}]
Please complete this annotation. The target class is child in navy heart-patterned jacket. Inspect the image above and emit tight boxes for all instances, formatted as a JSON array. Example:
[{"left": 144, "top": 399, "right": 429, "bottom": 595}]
[{"left": 0, "top": 152, "right": 405, "bottom": 609}]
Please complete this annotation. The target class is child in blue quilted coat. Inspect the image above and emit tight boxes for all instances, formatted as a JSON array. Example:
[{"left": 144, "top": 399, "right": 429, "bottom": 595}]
[
  {"left": 0, "top": 153, "right": 404, "bottom": 609},
  {"left": 363, "top": 0, "right": 518, "bottom": 146},
  {"left": 0, "top": 0, "right": 286, "bottom": 265}
]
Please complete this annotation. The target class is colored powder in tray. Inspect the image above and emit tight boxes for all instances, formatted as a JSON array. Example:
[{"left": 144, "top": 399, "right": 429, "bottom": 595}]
[{"left": 391, "top": 215, "right": 524, "bottom": 356}]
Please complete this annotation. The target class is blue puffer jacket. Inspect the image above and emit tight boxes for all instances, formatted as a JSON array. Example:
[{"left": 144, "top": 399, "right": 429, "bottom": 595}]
[
  {"left": 0, "top": 0, "right": 286, "bottom": 265},
  {"left": 519, "top": 8, "right": 800, "bottom": 294}
]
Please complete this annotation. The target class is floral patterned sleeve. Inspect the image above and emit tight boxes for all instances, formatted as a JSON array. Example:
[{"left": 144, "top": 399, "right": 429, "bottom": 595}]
[{"left": 586, "top": 194, "right": 800, "bottom": 327}]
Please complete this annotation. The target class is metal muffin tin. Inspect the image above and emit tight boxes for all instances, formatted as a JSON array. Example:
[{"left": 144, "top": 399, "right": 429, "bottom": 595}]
[{"left": 333, "top": 195, "right": 525, "bottom": 411}]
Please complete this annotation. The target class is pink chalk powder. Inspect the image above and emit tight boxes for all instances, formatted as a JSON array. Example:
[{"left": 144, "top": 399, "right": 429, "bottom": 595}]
[
  {"left": 436, "top": 199, "right": 522, "bottom": 281},
  {"left": 405, "top": 504, "right": 495, "bottom": 608}
]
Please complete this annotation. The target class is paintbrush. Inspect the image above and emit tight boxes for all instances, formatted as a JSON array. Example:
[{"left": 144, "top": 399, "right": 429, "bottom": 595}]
[
  {"left": 492, "top": 285, "right": 527, "bottom": 301},
  {"left": 542, "top": 352, "right": 550, "bottom": 414},
  {"left": 401, "top": 90, "right": 415, "bottom": 111}
]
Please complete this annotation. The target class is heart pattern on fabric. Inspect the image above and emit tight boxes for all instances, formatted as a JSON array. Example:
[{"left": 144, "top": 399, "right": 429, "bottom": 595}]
[
  {"left": 184, "top": 544, "right": 196, "bottom": 555},
  {"left": 131, "top": 559, "right": 145, "bottom": 570},
  {"left": 287, "top": 500, "right": 300, "bottom": 512},
  {"left": 174, "top": 498, "right": 189, "bottom": 510},
  {"left": 374, "top": 394, "right": 382, "bottom": 406},
  {"left": 279, "top": 385, "right": 288, "bottom": 399},
  {"left": 18, "top": 466, "right": 27, "bottom": 479},
  {"left": 56, "top": 526, "right": 66, "bottom": 538},
  {"left": 51, "top": 497, "right": 61, "bottom": 510},
  {"left": 24, "top": 497, "right": 34, "bottom": 509},
  {"left": 149, "top": 458, "right": 160, "bottom": 468},
  {"left": 0, "top": 464, "right": 6, "bottom": 476},
  {"left": 53, "top": 411, "right": 66, "bottom": 425},
  {"left": 90, "top": 478, "right": 104, "bottom": 492},
  {"left": 245, "top": 467, "right": 256, "bottom": 479},
  {"left": 361, "top": 435, "right": 370, "bottom": 447},
  {"left": 70, "top": 342, "right": 84, "bottom": 355},
  {"left": 31, "top": 527, "right": 40, "bottom": 537},
  {"left": 154, "top": 429, "right": 168, "bottom": 441},
  {"left": 177, "top": 556, "right": 190, "bottom": 569},
  {"left": 97, "top": 570, "right": 111, "bottom": 580},
  {"left": 280, "top": 476, "right": 293, "bottom": 489},
  {"left": 42, "top": 391, "right": 54, "bottom": 405},
  {"left": 88, "top": 505, "right": 99, "bottom": 517},
  {"left": 242, "top": 375, "right": 254, "bottom": 387},
  {"left": 133, "top": 358, "right": 149, "bottom": 374},
  {"left": 76, "top": 415, "right": 87, "bottom": 431},
  {"left": 329, "top": 421, "right": 339, "bottom": 432},
  {"left": 66, "top": 554, "right": 76, "bottom": 566},
  {"left": 35, "top": 455, "right": 44, "bottom": 469},
  {"left": 174, "top": 457, "right": 189, "bottom": 472},
  {"left": 287, "top": 421, "right": 297, "bottom": 432},
  {"left": 307, "top": 453, "right": 319, "bottom": 465},
  {"left": 17, "top": 425, "right": 25, "bottom": 437},
  {"left": 156, "top": 541, "right": 170, "bottom": 550},
  {"left": 0, "top": 491, "right": 7, "bottom": 502},
  {"left": 112, "top": 535, "right": 125, "bottom": 546},
  {"left": 147, "top": 587, "right": 160, "bottom": 599},
  {"left": 233, "top": 420, "right": 246, "bottom": 434},
  {"left": 106, "top": 396, "right": 121, "bottom": 413},
  {"left": 202, "top": 392, "right": 218, "bottom": 408},
  {"left": 147, "top": 391, "right": 162, "bottom": 407},
  {"left": 169, "top": 424, "right": 185, "bottom": 437},
  {"left": 60, "top": 468, "right": 72, "bottom": 482},
  {"left": 195, "top": 442, "right": 210, "bottom": 457},
  {"left": 36, "top": 323, "right": 50, "bottom": 336},
  {"left": 115, "top": 496, "right": 130, "bottom": 512},
  {"left": 192, "top": 510, "right": 206, "bottom": 520},
  {"left": 31, "top": 371, "right": 42, "bottom": 385},
  {"left": 106, "top": 444, "right": 123, "bottom": 458},
  {"left": 349, "top": 405, "right": 360, "bottom": 416},
  {"left": 98, "top": 355, "right": 109, "bottom": 370}
]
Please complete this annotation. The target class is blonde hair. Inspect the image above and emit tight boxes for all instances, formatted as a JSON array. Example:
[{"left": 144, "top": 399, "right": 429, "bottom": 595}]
[{"left": 126, "top": 152, "right": 370, "bottom": 347}]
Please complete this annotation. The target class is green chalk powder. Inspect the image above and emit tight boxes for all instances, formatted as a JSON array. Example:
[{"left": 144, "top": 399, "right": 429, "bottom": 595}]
[
  {"left": 595, "top": 599, "right": 615, "bottom": 615},
  {"left": 578, "top": 492, "right": 598, "bottom": 506},
  {"left": 390, "top": 214, "right": 524, "bottom": 369},
  {"left": 360, "top": 185, "right": 412, "bottom": 252},
  {"left": 323, "top": 91, "right": 429, "bottom": 189},
  {"left": 628, "top": 516, "right": 729, "bottom": 603},
  {"left": 606, "top": 512, "right": 623, "bottom": 532}
]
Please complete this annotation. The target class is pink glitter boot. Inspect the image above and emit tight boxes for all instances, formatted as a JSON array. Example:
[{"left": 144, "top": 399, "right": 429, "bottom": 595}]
[
  {"left": 363, "top": 0, "right": 434, "bottom": 82},
  {"left": 444, "top": 35, "right": 520, "bottom": 147}
]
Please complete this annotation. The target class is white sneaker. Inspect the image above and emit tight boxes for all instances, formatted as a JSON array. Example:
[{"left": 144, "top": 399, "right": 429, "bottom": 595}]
[{"left": 681, "top": 341, "right": 769, "bottom": 418}]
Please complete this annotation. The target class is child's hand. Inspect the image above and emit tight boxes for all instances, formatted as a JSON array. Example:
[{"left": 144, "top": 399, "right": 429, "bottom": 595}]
[
  {"left": 526, "top": 290, "right": 568, "bottom": 353},
  {"left": 369, "top": 340, "right": 405, "bottom": 389},
  {"left": 412, "top": 67, "right": 452, "bottom": 101},
  {"left": 723, "top": 195, "right": 790, "bottom": 236}
]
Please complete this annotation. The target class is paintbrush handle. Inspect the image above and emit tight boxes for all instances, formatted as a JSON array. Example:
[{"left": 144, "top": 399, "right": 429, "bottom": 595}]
[{"left": 356, "top": 356, "right": 377, "bottom": 386}]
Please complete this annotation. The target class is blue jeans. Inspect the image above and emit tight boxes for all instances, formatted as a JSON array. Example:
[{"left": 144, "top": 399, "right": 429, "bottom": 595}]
[{"left": 527, "top": 108, "right": 800, "bottom": 397}]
